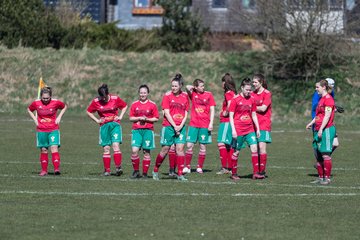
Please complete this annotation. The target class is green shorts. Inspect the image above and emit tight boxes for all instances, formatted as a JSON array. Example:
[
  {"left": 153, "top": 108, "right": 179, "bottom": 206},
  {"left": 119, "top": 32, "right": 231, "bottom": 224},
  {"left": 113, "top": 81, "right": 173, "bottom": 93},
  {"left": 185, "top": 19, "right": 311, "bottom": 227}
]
[
  {"left": 258, "top": 130, "right": 272, "bottom": 143},
  {"left": 99, "top": 122, "right": 122, "bottom": 147},
  {"left": 131, "top": 129, "right": 155, "bottom": 150},
  {"left": 36, "top": 130, "right": 60, "bottom": 148},
  {"left": 235, "top": 132, "right": 257, "bottom": 150},
  {"left": 186, "top": 126, "right": 212, "bottom": 144},
  {"left": 217, "top": 122, "right": 232, "bottom": 145},
  {"left": 313, "top": 126, "right": 336, "bottom": 153},
  {"left": 160, "top": 126, "right": 186, "bottom": 146}
]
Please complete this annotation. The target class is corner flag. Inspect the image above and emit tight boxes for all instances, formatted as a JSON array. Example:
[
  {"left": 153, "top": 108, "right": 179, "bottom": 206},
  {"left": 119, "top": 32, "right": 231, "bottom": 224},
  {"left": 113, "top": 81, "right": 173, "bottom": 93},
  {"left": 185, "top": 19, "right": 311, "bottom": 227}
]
[{"left": 37, "top": 77, "right": 47, "bottom": 99}]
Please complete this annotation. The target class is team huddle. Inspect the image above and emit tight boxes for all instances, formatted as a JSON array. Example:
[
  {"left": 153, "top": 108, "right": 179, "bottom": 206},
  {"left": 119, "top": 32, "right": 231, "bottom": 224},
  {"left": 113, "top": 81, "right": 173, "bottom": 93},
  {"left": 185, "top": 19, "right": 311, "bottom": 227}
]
[{"left": 27, "top": 73, "right": 338, "bottom": 184}]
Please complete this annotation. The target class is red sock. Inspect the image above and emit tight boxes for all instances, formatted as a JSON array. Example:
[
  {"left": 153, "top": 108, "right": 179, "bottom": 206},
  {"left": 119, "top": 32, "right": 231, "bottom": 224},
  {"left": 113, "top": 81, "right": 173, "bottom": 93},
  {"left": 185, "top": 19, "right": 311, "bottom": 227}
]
[
  {"left": 169, "top": 148, "right": 176, "bottom": 169},
  {"left": 231, "top": 153, "right": 238, "bottom": 175},
  {"left": 251, "top": 152, "right": 259, "bottom": 174},
  {"left": 177, "top": 155, "right": 185, "bottom": 176},
  {"left": 197, "top": 149, "right": 206, "bottom": 169},
  {"left": 113, "top": 151, "right": 122, "bottom": 168},
  {"left": 185, "top": 149, "right": 193, "bottom": 169},
  {"left": 154, "top": 153, "right": 166, "bottom": 172},
  {"left": 259, "top": 153, "right": 267, "bottom": 173},
  {"left": 131, "top": 154, "right": 140, "bottom": 171},
  {"left": 316, "top": 162, "right": 324, "bottom": 178},
  {"left": 227, "top": 148, "right": 234, "bottom": 169},
  {"left": 51, "top": 152, "right": 60, "bottom": 171},
  {"left": 142, "top": 155, "right": 151, "bottom": 175},
  {"left": 40, "top": 153, "right": 48, "bottom": 172},
  {"left": 323, "top": 156, "right": 332, "bottom": 179},
  {"left": 218, "top": 145, "right": 228, "bottom": 168},
  {"left": 103, "top": 154, "right": 111, "bottom": 172}
]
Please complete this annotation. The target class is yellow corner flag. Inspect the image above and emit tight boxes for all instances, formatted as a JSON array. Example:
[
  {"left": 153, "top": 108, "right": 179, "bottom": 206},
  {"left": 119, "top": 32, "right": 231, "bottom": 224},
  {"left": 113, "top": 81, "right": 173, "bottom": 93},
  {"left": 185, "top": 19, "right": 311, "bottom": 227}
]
[{"left": 37, "top": 77, "right": 47, "bottom": 99}]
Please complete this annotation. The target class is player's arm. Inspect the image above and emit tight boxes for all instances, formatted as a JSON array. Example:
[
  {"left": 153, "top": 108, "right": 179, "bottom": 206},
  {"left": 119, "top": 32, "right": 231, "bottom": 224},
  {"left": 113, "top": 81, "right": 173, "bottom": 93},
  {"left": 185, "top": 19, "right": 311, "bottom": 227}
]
[
  {"left": 185, "top": 85, "right": 194, "bottom": 95},
  {"left": 208, "top": 105, "right": 215, "bottom": 131},
  {"left": 176, "top": 111, "right": 188, "bottom": 132},
  {"left": 223, "top": 99, "right": 232, "bottom": 117},
  {"left": 55, "top": 104, "right": 67, "bottom": 124},
  {"left": 251, "top": 111, "right": 261, "bottom": 138},
  {"left": 164, "top": 109, "right": 177, "bottom": 128},
  {"left": 27, "top": 107, "right": 38, "bottom": 126},
  {"left": 117, "top": 105, "right": 128, "bottom": 121},
  {"left": 317, "top": 106, "right": 332, "bottom": 139},
  {"left": 306, "top": 118, "right": 316, "bottom": 129},
  {"left": 229, "top": 112, "right": 237, "bottom": 139},
  {"left": 86, "top": 111, "right": 102, "bottom": 124}
]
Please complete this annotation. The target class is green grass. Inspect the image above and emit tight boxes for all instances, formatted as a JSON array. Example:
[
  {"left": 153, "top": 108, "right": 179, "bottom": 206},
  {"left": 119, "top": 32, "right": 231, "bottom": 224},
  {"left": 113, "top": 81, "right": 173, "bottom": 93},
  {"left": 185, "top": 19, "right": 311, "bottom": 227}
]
[{"left": 0, "top": 114, "right": 359, "bottom": 240}]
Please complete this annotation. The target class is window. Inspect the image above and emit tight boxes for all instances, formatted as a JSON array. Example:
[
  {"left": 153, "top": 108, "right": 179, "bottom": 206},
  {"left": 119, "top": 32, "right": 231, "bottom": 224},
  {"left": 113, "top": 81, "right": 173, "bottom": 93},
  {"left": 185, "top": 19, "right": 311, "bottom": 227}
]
[
  {"left": 132, "top": 0, "right": 164, "bottom": 15},
  {"left": 242, "top": 0, "right": 256, "bottom": 9},
  {"left": 212, "top": 0, "right": 227, "bottom": 8}
]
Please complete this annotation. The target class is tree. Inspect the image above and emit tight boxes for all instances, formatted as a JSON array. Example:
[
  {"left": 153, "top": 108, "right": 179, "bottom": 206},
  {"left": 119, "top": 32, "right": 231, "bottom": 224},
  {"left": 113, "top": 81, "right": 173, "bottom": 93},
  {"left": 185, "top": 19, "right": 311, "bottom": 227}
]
[{"left": 156, "top": 0, "right": 208, "bottom": 52}]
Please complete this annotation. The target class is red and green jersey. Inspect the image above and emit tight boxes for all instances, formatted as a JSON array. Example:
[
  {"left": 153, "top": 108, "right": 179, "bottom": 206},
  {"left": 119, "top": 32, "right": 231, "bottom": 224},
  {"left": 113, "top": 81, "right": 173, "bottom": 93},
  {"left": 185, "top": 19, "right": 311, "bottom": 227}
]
[
  {"left": 220, "top": 90, "right": 235, "bottom": 123},
  {"left": 87, "top": 94, "right": 127, "bottom": 126},
  {"left": 28, "top": 99, "right": 66, "bottom": 132},
  {"left": 251, "top": 89, "right": 272, "bottom": 131},
  {"left": 189, "top": 91, "right": 216, "bottom": 128},
  {"left": 129, "top": 99, "right": 159, "bottom": 130},
  {"left": 161, "top": 91, "right": 189, "bottom": 127},
  {"left": 229, "top": 94, "right": 257, "bottom": 136},
  {"left": 315, "top": 94, "right": 335, "bottom": 131}
]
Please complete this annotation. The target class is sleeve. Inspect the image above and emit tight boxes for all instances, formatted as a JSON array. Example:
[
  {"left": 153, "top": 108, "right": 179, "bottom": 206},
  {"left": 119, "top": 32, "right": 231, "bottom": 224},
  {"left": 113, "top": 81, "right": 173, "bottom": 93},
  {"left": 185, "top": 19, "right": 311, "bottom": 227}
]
[
  {"left": 209, "top": 93, "right": 216, "bottom": 106},
  {"left": 129, "top": 103, "right": 136, "bottom": 117},
  {"left": 185, "top": 97, "right": 190, "bottom": 112},
  {"left": 56, "top": 100, "right": 66, "bottom": 109},
  {"left": 153, "top": 103, "right": 160, "bottom": 118},
  {"left": 228, "top": 99, "right": 236, "bottom": 112},
  {"left": 225, "top": 91, "right": 234, "bottom": 102},
  {"left": 251, "top": 99, "right": 257, "bottom": 112},
  {"left": 87, "top": 100, "right": 96, "bottom": 113},
  {"left": 161, "top": 95, "right": 169, "bottom": 110},
  {"left": 28, "top": 101, "right": 36, "bottom": 111},
  {"left": 263, "top": 92, "right": 271, "bottom": 107},
  {"left": 116, "top": 97, "right": 127, "bottom": 109}
]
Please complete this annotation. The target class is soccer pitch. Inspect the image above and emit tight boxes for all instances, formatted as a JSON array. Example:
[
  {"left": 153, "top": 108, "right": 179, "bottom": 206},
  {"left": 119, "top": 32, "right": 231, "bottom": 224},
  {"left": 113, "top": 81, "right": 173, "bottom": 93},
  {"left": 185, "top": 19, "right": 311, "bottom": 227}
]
[{"left": 0, "top": 114, "right": 359, "bottom": 240}]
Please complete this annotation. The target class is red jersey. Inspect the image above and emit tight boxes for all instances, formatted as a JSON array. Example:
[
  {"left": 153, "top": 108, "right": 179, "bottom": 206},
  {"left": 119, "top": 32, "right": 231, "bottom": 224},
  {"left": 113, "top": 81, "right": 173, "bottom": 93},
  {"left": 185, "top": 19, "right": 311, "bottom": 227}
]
[
  {"left": 28, "top": 99, "right": 66, "bottom": 132},
  {"left": 220, "top": 90, "right": 235, "bottom": 123},
  {"left": 315, "top": 94, "right": 335, "bottom": 131},
  {"left": 251, "top": 89, "right": 272, "bottom": 131},
  {"left": 161, "top": 91, "right": 189, "bottom": 127},
  {"left": 189, "top": 91, "right": 216, "bottom": 128},
  {"left": 229, "top": 94, "right": 257, "bottom": 136},
  {"left": 87, "top": 94, "right": 127, "bottom": 126},
  {"left": 129, "top": 100, "right": 159, "bottom": 130}
]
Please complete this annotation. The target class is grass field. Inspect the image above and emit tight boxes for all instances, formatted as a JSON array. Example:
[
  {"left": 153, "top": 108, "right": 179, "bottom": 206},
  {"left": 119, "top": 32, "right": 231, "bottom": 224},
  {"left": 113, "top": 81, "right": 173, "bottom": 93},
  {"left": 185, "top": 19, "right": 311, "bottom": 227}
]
[{"left": 0, "top": 114, "right": 359, "bottom": 240}]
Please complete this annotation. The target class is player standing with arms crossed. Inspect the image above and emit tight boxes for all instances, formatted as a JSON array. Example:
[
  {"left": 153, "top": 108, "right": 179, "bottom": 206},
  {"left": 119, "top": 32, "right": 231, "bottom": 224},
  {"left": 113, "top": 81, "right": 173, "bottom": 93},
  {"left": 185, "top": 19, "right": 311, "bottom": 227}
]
[
  {"left": 183, "top": 79, "right": 216, "bottom": 174},
  {"left": 152, "top": 74, "right": 189, "bottom": 181},
  {"left": 229, "top": 78, "right": 261, "bottom": 180},
  {"left": 306, "top": 79, "right": 336, "bottom": 185},
  {"left": 129, "top": 85, "right": 159, "bottom": 178},
  {"left": 27, "top": 87, "right": 67, "bottom": 176},
  {"left": 86, "top": 84, "right": 128, "bottom": 176},
  {"left": 216, "top": 73, "right": 237, "bottom": 174},
  {"left": 251, "top": 74, "right": 272, "bottom": 178}
]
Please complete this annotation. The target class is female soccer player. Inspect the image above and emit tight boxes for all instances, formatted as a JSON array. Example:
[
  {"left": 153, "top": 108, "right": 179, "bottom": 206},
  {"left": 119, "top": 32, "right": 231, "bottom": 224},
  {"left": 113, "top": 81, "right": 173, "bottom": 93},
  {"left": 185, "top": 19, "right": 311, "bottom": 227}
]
[
  {"left": 184, "top": 79, "right": 216, "bottom": 174},
  {"left": 251, "top": 74, "right": 272, "bottom": 177},
  {"left": 229, "top": 78, "right": 261, "bottom": 181},
  {"left": 306, "top": 79, "right": 336, "bottom": 185},
  {"left": 216, "top": 73, "right": 237, "bottom": 175},
  {"left": 152, "top": 73, "right": 189, "bottom": 181},
  {"left": 129, "top": 85, "right": 159, "bottom": 178},
  {"left": 86, "top": 84, "right": 128, "bottom": 176},
  {"left": 27, "top": 87, "right": 67, "bottom": 176}
]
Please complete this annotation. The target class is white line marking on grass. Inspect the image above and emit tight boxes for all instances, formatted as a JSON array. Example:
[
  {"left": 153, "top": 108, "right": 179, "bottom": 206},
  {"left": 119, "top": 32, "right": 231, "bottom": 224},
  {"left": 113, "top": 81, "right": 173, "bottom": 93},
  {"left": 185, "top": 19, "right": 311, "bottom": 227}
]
[
  {"left": 0, "top": 161, "right": 358, "bottom": 171},
  {"left": 0, "top": 174, "right": 359, "bottom": 190},
  {"left": 0, "top": 190, "right": 359, "bottom": 197}
]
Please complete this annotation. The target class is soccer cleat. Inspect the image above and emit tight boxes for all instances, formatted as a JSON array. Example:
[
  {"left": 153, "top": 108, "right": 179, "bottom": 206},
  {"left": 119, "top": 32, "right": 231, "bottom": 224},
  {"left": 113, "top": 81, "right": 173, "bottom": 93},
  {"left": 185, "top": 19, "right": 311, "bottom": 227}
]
[
  {"left": 131, "top": 171, "right": 142, "bottom": 179},
  {"left": 142, "top": 173, "right": 148, "bottom": 178},
  {"left": 252, "top": 173, "right": 265, "bottom": 180},
  {"left": 230, "top": 174, "right": 240, "bottom": 181},
  {"left": 320, "top": 178, "right": 331, "bottom": 185},
  {"left": 168, "top": 170, "right": 177, "bottom": 178},
  {"left": 216, "top": 168, "right": 230, "bottom": 175},
  {"left": 54, "top": 170, "right": 61, "bottom": 176},
  {"left": 103, "top": 171, "right": 111, "bottom": 176},
  {"left": 310, "top": 178, "right": 323, "bottom": 184},
  {"left": 182, "top": 167, "right": 191, "bottom": 174},
  {"left": 196, "top": 168, "right": 203, "bottom": 174},
  {"left": 177, "top": 175, "right": 188, "bottom": 181},
  {"left": 152, "top": 171, "right": 159, "bottom": 181},
  {"left": 115, "top": 167, "right": 123, "bottom": 176},
  {"left": 39, "top": 171, "right": 48, "bottom": 176}
]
